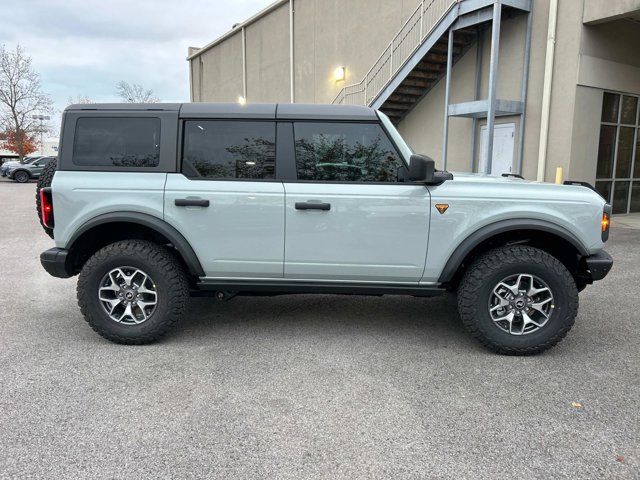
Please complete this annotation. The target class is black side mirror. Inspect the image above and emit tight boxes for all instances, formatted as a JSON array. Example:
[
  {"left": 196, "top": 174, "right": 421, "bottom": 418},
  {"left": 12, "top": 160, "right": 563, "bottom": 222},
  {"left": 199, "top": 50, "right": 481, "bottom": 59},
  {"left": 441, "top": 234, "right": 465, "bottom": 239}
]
[{"left": 408, "top": 154, "right": 435, "bottom": 183}]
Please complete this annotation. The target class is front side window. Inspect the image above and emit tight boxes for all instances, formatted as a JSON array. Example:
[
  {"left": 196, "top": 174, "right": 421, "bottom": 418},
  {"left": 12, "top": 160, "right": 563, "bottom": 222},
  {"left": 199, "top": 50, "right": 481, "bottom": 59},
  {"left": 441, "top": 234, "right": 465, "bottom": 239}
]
[
  {"left": 294, "top": 122, "right": 405, "bottom": 182},
  {"left": 182, "top": 121, "right": 276, "bottom": 180},
  {"left": 73, "top": 117, "right": 160, "bottom": 167}
]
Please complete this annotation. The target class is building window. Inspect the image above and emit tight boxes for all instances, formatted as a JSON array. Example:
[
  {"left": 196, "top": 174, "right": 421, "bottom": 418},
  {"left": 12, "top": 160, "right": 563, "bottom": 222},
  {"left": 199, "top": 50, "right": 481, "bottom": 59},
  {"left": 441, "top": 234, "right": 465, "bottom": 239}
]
[
  {"left": 595, "top": 92, "right": 640, "bottom": 214},
  {"left": 182, "top": 121, "right": 276, "bottom": 180}
]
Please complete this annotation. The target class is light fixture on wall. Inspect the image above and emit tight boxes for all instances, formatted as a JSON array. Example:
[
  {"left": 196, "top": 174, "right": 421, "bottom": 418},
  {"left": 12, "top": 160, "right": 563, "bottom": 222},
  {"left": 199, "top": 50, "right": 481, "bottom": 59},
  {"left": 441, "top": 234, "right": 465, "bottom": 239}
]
[
  {"left": 238, "top": 96, "right": 247, "bottom": 105},
  {"left": 334, "top": 66, "right": 346, "bottom": 82}
]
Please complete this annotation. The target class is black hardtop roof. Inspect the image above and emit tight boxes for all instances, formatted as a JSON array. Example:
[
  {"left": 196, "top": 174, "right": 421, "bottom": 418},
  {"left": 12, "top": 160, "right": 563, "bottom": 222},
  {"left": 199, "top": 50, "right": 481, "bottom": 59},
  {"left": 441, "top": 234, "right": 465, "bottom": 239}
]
[{"left": 65, "top": 103, "right": 378, "bottom": 121}]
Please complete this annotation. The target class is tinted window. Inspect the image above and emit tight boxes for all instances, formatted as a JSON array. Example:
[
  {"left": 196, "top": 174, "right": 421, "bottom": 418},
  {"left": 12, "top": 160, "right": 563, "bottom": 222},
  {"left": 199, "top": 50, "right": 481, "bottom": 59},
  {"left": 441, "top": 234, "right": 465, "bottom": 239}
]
[
  {"left": 294, "top": 122, "right": 405, "bottom": 182},
  {"left": 73, "top": 117, "right": 160, "bottom": 167},
  {"left": 182, "top": 121, "right": 275, "bottom": 180}
]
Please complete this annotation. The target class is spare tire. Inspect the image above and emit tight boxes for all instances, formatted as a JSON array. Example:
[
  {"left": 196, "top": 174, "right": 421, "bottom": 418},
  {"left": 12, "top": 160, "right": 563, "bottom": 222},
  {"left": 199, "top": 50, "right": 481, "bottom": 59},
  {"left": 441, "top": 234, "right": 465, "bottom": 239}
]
[{"left": 35, "top": 158, "right": 57, "bottom": 239}]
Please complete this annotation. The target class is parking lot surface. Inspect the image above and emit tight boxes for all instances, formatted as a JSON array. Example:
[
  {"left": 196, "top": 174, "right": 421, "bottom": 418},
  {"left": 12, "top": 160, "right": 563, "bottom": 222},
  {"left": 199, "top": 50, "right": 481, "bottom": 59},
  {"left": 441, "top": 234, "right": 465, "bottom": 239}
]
[{"left": 0, "top": 179, "right": 638, "bottom": 479}]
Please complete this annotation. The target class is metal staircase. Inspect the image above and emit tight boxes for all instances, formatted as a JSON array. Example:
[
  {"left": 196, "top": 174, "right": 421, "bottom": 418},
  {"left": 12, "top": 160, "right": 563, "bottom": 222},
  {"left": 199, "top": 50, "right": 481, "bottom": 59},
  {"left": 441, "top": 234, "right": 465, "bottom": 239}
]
[{"left": 333, "top": 0, "right": 533, "bottom": 174}]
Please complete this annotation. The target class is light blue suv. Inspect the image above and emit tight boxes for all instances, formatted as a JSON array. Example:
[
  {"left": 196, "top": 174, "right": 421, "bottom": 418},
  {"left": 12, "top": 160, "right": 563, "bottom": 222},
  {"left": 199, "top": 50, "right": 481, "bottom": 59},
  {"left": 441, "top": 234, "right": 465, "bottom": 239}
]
[{"left": 38, "top": 103, "right": 613, "bottom": 354}]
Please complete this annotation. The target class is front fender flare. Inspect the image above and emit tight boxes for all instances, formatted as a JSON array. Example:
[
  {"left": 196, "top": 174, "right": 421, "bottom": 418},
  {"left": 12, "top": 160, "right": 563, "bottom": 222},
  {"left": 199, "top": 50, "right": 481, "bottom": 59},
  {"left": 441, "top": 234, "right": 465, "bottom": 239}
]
[{"left": 437, "top": 219, "right": 590, "bottom": 283}]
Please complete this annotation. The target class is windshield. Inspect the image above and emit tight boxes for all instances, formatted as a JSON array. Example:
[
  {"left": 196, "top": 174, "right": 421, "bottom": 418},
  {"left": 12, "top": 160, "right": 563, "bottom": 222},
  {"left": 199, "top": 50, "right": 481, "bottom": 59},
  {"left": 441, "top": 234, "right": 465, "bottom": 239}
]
[{"left": 377, "top": 111, "right": 413, "bottom": 162}]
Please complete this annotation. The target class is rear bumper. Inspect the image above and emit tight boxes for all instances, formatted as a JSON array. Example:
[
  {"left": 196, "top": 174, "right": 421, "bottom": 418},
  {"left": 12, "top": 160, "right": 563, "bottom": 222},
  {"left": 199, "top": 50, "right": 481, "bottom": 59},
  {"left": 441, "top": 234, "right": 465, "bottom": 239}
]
[
  {"left": 583, "top": 250, "right": 613, "bottom": 281},
  {"left": 40, "top": 248, "right": 73, "bottom": 278}
]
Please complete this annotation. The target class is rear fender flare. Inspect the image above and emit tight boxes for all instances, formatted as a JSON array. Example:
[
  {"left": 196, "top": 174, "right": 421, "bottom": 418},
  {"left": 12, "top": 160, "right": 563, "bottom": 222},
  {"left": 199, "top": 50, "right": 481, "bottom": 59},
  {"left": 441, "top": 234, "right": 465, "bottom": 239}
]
[{"left": 66, "top": 211, "right": 205, "bottom": 277}]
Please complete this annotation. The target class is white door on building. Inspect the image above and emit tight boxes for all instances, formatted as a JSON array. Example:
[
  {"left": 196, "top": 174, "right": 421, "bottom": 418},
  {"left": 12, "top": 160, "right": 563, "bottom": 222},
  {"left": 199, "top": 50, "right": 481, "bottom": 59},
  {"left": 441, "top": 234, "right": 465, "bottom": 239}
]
[{"left": 478, "top": 123, "right": 515, "bottom": 175}]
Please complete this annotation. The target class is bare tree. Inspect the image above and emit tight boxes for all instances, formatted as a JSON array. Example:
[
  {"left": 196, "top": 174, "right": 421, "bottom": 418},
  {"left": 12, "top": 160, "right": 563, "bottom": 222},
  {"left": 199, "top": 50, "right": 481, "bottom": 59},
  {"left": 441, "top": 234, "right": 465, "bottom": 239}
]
[
  {"left": 0, "top": 44, "right": 53, "bottom": 160},
  {"left": 116, "top": 81, "right": 160, "bottom": 103},
  {"left": 67, "top": 94, "right": 93, "bottom": 105}
]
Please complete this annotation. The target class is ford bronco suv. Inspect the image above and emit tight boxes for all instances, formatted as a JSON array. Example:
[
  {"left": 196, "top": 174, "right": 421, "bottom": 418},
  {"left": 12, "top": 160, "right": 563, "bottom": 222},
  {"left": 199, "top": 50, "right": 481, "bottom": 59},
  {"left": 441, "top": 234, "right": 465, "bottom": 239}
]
[{"left": 37, "top": 103, "right": 612, "bottom": 354}]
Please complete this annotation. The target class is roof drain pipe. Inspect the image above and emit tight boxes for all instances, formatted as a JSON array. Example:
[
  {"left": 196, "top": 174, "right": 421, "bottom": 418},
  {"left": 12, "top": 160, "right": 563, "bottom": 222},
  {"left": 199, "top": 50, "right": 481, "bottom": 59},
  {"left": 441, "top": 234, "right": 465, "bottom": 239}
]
[{"left": 536, "top": 0, "right": 558, "bottom": 182}]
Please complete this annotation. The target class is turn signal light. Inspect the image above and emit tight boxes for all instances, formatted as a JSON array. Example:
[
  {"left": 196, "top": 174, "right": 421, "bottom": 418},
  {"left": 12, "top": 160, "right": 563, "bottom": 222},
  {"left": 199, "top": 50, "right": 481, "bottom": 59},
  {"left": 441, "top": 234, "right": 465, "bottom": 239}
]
[
  {"left": 601, "top": 206, "right": 611, "bottom": 242},
  {"left": 39, "top": 187, "right": 54, "bottom": 229},
  {"left": 601, "top": 212, "right": 610, "bottom": 233}
]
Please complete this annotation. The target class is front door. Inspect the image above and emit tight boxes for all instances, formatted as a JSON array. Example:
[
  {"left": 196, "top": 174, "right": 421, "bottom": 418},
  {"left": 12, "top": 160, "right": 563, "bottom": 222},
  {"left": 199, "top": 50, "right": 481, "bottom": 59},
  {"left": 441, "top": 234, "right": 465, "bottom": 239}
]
[
  {"left": 283, "top": 121, "right": 430, "bottom": 283},
  {"left": 479, "top": 123, "right": 515, "bottom": 175},
  {"left": 164, "top": 119, "right": 285, "bottom": 278}
]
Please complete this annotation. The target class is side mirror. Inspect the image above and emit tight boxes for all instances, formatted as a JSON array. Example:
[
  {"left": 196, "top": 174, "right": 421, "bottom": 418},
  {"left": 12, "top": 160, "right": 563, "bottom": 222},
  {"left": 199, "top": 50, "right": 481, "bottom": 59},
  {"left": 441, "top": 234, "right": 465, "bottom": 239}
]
[{"left": 408, "top": 154, "right": 435, "bottom": 183}]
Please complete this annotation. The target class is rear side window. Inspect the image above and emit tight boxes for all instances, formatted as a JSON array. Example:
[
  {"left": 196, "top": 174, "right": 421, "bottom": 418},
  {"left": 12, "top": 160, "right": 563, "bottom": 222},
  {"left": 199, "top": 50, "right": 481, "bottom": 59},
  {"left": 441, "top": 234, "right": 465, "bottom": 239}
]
[
  {"left": 73, "top": 117, "right": 160, "bottom": 167},
  {"left": 293, "top": 122, "right": 405, "bottom": 182},
  {"left": 182, "top": 120, "right": 276, "bottom": 180}
]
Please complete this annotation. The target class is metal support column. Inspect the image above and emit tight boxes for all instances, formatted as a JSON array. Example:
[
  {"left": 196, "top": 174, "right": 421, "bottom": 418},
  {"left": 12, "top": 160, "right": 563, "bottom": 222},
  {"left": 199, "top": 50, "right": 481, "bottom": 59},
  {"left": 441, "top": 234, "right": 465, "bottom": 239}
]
[
  {"left": 442, "top": 28, "right": 454, "bottom": 170},
  {"left": 484, "top": 1, "right": 502, "bottom": 174},
  {"left": 516, "top": 7, "right": 533, "bottom": 175},
  {"left": 289, "top": 0, "right": 295, "bottom": 103},
  {"left": 471, "top": 28, "right": 483, "bottom": 172}
]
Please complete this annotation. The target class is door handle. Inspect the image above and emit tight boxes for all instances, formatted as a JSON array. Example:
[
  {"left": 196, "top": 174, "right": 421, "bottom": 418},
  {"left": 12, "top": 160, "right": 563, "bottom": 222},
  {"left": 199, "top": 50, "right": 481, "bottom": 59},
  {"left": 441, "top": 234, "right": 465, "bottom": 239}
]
[
  {"left": 175, "top": 198, "right": 210, "bottom": 207},
  {"left": 295, "top": 202, "right": 331, "bottom": 211}
]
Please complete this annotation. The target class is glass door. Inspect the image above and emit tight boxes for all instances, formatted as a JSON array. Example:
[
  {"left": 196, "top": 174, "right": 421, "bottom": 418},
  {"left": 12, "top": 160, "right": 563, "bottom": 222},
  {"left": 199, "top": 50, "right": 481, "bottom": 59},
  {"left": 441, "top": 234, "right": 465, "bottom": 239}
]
[{"left": 595, "top": 92, "right": 640, "bottom": 214}]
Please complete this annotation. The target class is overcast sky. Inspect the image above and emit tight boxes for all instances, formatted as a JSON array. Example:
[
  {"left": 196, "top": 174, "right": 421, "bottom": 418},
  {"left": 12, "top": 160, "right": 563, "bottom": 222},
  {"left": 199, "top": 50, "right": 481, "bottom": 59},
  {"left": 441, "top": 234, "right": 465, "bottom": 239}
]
[{"left": 0, "top": 0, "right": 273, "bottom": 133}]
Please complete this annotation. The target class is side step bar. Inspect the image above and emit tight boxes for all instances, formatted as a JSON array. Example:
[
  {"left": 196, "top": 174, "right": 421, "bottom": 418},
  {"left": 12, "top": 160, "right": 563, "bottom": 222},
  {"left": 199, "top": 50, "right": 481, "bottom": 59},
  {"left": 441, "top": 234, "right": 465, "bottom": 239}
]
[{"left": 194, "top": 280, "right": 445, "bottom": 297}]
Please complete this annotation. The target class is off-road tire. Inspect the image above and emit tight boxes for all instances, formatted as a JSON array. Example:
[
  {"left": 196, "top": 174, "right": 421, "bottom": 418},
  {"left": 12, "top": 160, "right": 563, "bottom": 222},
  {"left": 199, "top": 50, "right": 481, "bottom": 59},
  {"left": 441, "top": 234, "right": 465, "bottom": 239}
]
[
  {"left": 457, "top": 245, "right": 578, "bottom": 355},
  {"left": 77, "top": 240, "right": 190, "bottom": 344},
  {"left": 13, "top": 170, "right": 30, "bottom": 183},
  {"left": 35, "top": 158, "right": 57, "bottom": 238}
]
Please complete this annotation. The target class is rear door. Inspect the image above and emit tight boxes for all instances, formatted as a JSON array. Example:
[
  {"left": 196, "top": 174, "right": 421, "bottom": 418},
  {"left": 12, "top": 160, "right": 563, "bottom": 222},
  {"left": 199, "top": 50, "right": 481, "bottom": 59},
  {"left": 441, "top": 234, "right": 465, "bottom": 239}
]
[
  {"left": 164, "top": 119, "right": 285, "bottom": 279},
  {"left": 282, "top": 121, "right": 431, "bottom": 282}
]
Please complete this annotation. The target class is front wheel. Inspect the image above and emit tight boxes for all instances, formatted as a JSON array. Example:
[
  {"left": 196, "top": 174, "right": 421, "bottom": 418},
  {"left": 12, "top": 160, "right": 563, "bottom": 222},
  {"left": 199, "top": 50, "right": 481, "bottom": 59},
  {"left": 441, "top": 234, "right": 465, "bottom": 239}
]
[
  {"left": 77, "top": 240, "right": 190, "bottom": 344},
  {"left": 13, "top": 170, "right": 30, "bottom": 183},
  {"left": 457, "top": 245, "right": 578, "bottom": 355}
]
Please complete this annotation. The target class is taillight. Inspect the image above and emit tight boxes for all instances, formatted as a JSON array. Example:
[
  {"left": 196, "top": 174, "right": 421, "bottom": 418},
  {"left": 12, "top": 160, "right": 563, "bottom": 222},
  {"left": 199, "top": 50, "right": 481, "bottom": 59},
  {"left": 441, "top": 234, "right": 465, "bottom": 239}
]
[
  {"left": 39, "top": 187, "right": 54, "bottom": 229},
  {"left": 601, "top": 204, "right": 611, "bottom": 242}
]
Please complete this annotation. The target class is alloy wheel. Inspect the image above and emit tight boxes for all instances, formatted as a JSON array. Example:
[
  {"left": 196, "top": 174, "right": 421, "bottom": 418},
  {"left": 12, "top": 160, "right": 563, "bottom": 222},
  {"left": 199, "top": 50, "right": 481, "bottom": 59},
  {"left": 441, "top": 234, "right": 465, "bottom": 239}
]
[
  {"left": 98, "top": 267, "right": 158, "bottom": 325},
  {"left": 488, "top": 273, "right": 555, "bottom": 335}
]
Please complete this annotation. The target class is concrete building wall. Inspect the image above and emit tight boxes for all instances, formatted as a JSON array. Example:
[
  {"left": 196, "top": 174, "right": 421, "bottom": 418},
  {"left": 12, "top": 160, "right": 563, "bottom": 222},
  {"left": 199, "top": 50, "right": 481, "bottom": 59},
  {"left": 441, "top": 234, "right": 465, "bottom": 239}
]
[
  {"left": 293, "top": 0, "right": 423, "bottom": 103},
  {"left": 245, "top": 2, "right": 291, "bottom": 102},
  {"left": 193, "top": 31, "right": 244, "bottom": 102},
  {"left": 188, "top": 0, "right": 640, "bottom": 187}
]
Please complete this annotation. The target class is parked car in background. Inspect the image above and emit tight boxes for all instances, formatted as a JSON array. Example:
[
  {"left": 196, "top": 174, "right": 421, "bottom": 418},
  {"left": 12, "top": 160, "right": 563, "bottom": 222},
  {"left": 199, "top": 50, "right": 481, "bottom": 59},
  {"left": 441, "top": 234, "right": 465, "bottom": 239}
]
[
  {"left": 1, "top": 156, "right": 20, "bottom": 164},
  {"left": 2, "top": 156, "right": 54, "bottom": 182}
]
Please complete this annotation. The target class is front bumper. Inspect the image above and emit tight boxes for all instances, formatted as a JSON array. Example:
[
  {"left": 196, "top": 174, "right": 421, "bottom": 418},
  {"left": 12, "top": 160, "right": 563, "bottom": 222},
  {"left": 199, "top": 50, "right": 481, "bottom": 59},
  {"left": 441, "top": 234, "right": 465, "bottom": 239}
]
[
  {"left": 583, "top": 250, "right": 613, "bottom": 281},
  {"left": 40, "top": 248, "right": 73, "bottom": 278}
]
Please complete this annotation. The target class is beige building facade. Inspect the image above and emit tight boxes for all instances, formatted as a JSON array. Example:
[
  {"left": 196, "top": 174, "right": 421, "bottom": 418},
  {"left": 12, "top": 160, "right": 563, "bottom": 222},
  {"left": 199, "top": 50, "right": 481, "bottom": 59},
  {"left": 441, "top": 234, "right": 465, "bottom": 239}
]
[{"left": 188, "top": 0, "right": 640, "bottom": 214}]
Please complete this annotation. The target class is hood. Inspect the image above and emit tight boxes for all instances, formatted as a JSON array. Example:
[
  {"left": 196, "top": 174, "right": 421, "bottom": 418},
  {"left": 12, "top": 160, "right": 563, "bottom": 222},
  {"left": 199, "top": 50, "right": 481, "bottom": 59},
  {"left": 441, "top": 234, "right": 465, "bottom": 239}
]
[{"left": 444, "top": 171, "right": 607, "bottom": 207}]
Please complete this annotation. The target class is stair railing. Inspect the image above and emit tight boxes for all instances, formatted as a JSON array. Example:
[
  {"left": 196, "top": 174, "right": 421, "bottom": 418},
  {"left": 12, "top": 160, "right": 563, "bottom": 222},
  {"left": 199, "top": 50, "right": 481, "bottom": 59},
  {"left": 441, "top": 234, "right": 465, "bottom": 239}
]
[{"left": 332, "top": 0, "right": 457, "bottom": 106}]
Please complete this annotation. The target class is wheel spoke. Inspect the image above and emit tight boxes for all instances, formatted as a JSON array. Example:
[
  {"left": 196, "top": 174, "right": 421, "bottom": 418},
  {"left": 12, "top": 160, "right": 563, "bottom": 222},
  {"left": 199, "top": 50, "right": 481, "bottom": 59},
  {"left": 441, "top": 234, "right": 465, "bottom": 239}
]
[
  {"left": 100, "top": 296, "right": 121, "bottom": 313},
  {"left": 492, "top": 311, "right": 515, "bottom": 325},
  {"left": 528, "top": 285, "right": 550, "bottom": 296},
  {"left": 530, "top": 298, "right": 552, "bottom": 317},
  {"left": 522, "top": 311, "right": 542, "bottom": 328},
  {"left": 515, "top": 274, "right": 532, "bottom": 293}
]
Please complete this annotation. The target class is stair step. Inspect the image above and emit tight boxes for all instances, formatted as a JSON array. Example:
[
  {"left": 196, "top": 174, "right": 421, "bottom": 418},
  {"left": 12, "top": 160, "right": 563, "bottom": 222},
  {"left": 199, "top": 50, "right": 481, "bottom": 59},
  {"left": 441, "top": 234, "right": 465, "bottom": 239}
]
[
  {"left": 402, "top": 79, "right": 434, "bottom": 90},
  {"left": 407, "top": 70, "right": 439, "bottom": 80},
  {"left": 395, "top": 86, "right": 426, "bottom": 96},
  {"left": 424, "top": 52, "right": 448, "bottom": 64},
  {"left": 383, "top": 101, "right": 412, "bottom": 111},
  {"left": 388, "top": 94, "right": 420, "bottom": 104}
]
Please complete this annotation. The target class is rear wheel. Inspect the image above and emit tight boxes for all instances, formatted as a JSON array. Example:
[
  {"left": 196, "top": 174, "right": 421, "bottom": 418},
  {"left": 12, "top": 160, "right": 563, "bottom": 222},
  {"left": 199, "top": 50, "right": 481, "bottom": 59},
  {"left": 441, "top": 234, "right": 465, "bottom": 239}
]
[
  {"left": 457, "top": 245, "right": 578, "bottom": 355},
  {"left": 13, "top": 170, "right": 30, "bottom": 183},
  {"left": 35, "top": 158, "right": 57, "bottom": 238},
  {"left": 77, "top": 240, "right": 190, "bottom": 344}
]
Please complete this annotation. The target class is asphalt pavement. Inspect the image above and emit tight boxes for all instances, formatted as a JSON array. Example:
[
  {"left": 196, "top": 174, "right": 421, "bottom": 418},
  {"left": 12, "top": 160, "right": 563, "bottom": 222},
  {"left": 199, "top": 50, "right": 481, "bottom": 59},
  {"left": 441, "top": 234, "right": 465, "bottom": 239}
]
[{"left": 0, "top": 178, "right": 638, "bottom": 479}]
